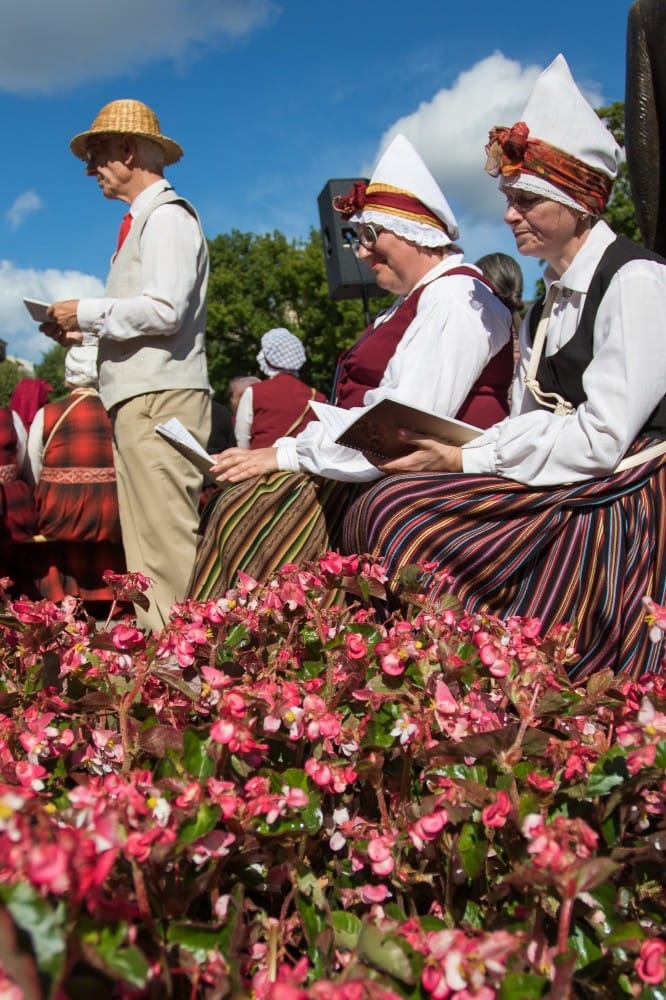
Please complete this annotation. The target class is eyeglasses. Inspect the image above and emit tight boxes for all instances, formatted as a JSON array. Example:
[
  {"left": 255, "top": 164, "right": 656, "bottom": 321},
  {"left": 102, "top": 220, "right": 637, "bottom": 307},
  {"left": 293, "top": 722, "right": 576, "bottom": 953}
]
[
  {"left": 504, "top": 191, "right": 548, "bottom": 215},
  {"left": 84, "top": 135, "right": 116, "bottom": 166},
  {"left": 355, "top": 223, "right": 386, "bottom": 251}
]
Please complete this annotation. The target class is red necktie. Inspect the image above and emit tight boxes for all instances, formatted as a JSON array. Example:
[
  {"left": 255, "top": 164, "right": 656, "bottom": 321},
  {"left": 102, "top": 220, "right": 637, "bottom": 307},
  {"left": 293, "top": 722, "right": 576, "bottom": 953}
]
[{"left": 115, "top": 212, "right": 133, "bottom": 253}]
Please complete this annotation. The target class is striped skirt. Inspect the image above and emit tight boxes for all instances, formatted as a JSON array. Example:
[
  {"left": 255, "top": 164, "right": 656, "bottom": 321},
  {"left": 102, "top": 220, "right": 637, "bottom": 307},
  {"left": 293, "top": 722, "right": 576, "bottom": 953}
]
[
  {"left": 341, "top": 456, "right": 666, "bottom": 681},
  {"left": 188, "top": 472, "right": 359, "bottom": 601}
]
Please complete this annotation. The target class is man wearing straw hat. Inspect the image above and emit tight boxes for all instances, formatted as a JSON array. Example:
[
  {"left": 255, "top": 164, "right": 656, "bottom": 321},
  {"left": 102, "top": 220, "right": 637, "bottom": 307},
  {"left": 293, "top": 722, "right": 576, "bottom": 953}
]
[{"left": 44, "top": 99, "right": 212, "bottom": 632}]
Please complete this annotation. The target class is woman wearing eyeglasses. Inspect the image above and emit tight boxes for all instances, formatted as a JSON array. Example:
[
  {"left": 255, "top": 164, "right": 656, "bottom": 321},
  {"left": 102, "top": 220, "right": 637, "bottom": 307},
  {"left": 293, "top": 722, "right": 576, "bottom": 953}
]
[
  {"left": 343, "top": 55, "right": 666, "bottom": 682},
  {"left": 188, "top": 134, "right": 513, "bottom": 600}
]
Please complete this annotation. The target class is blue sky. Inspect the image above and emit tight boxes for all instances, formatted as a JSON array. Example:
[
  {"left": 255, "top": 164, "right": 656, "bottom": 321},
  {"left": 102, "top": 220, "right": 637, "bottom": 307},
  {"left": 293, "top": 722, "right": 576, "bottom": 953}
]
[{"left": 1, "top": 0, "right": 633, "bottom": 366}]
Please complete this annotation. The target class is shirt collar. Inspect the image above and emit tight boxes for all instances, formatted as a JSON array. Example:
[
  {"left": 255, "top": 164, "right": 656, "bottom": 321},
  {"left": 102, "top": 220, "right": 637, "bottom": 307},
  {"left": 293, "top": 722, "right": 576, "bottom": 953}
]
[
  {"left": 544, "top": 219, "right": 616, "bottom": 295},
  {"left": 129, "top": 179, "right": 173, "bottom": 216}
]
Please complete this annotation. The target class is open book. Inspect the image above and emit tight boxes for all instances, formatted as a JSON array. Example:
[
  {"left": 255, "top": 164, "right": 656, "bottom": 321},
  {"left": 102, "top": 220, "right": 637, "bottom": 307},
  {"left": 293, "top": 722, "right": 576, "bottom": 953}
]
[
  {"left": 310, "top": 397, "right": 482, "bottom": 460},
  {"left": 155, "top": 417, "right": 214, "bottom": 475}
]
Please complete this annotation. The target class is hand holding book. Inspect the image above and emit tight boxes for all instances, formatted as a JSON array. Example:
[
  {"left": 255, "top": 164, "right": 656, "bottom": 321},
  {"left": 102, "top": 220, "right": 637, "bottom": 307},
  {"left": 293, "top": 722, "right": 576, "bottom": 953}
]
[{"left": 310, "top": 396, "right": 481, "bottom": 461}]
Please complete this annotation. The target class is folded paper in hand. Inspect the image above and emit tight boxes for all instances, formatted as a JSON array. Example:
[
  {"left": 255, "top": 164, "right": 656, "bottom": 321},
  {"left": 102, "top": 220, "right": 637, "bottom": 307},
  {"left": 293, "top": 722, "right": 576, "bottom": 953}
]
[
  {"left": 155, "top": 417, "right": 214, "bottom": 475},
  {"left": 310, "top": 397, "right": 482, "bottom": 460},
  {"left": 23, "top": 298, "right": 51, "bottom": 324}
]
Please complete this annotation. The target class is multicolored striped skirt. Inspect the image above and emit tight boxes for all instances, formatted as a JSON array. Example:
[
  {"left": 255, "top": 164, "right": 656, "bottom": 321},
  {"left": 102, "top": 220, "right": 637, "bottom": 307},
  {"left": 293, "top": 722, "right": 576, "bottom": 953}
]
[
  {"left": 187, "top": 472, "right": 360, "bottom": 601},
  {"left": 342, "top": 456, "right": 666, "bottom": 681}
]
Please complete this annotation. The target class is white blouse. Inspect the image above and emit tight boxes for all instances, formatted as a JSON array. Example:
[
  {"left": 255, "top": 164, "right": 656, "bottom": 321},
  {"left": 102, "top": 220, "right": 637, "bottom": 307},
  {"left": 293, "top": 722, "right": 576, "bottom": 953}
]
[
  {"left": 463, "top": 221, "right": 666, "bottom": 486},
  {"left": 275, "top": 254, "right": 512, "bottom": 482}
]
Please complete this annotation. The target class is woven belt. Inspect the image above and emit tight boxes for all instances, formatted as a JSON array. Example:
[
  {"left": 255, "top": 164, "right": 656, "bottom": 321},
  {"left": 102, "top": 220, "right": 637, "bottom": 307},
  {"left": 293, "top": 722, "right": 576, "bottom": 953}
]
[{"left": 39, "top": 466, "right": 116, "bottom": 484}]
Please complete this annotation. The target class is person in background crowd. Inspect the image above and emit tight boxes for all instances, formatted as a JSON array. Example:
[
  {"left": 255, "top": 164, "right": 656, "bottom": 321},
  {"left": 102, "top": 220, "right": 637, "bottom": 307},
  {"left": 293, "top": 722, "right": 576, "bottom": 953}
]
[
  {"left": 9, "top": 378, "right": 53, "bottom": 434},
  {"left": 228, "top": 375, "right": 261, "bottom": 416},
  {"left": 208, "top": 392, "right": 235, "bottom": 454},
  {"left": 342, "top": 54, "right": 666, "bottom": 682},
  {"left": 0, "top": 402, "right": 37, "bottom": 593},
  {"left": 188, "top": 133, "right": 512, "bottom": 600},
  {"left": 25, "top": 344, "right": 125, "bottom": 608},
  {"left": 42, "top": 99, "right": 211, "bottom": 632},
  {"left": 476, "top": 251, "right": 525, "bottom": 408},
  {"left": 233, "top": 328, "right": 326, "bottom": 449},
  {"left": 475, "top": 252, "right": 524, "bottom": 337}
]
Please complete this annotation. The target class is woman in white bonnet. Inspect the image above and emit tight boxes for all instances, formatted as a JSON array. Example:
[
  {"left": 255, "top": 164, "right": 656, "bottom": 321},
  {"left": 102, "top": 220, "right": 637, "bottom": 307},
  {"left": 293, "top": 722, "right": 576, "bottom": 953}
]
[
  {"left": 25, "top": 344, "right": 125, "bottom": 606},
  {"left": 189, "top": 134, "right": 512, "bottom": 599},
  {"left": 343, "top": 54, "right": 666, "bottom": 682}
]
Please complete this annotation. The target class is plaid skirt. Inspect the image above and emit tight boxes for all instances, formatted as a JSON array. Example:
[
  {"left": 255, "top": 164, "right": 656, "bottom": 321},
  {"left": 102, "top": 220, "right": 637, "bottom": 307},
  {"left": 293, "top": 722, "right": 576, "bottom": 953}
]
[
  {"left": 188, "top": 472, "right": 360, "bottom": 601},
  {"left": 342, "top": 455, "right": 666, "bottom": 681}
]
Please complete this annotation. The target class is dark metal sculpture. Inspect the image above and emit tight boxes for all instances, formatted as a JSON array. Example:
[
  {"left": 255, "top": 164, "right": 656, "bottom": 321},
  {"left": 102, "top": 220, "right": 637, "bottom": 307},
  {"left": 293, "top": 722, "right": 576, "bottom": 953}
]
[{"left": 625, "top": 0, "right": 666, "bottom": 254}]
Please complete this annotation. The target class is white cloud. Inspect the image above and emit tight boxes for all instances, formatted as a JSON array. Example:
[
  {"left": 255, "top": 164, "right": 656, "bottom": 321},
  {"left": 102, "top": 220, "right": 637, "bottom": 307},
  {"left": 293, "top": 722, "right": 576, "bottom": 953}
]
[
  {"left": 357, "top": 52, "right": 607, "bottom": 298},
  {"left": 6, "top": 190, "right": 42, "bottom": 230},
  {"left": 0, "top": 0, "right": 280, "bottom": 93},
  {"left": 0, "top": 261, "right": 105, "bottom": 365}
]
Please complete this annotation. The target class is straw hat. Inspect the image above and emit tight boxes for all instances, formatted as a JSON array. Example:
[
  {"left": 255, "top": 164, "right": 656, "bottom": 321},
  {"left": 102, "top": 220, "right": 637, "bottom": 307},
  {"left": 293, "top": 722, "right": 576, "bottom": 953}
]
[{"left": 70, "top": 99, "right": 183, "bottom": 164}]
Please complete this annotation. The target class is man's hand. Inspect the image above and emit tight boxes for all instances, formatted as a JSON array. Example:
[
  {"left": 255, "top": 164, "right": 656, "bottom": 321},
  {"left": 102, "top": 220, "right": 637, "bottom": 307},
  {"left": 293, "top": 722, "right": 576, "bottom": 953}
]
[
  {"left": 40, "top": 300, "right": 84, "bottom": 347},
  {"left": 48, "top": 300, "right": 81, "bottom": 332},
  {"left": 367, "top": 428, "right": 464, "bottom": 475},
  {"left": 210, "top": 447, "right": 279, "bottom": 483}
]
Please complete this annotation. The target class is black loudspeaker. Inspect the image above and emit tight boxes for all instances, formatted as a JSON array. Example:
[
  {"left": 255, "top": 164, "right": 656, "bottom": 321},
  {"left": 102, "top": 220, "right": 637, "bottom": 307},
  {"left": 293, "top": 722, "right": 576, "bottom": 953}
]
[{"left": 317, "top": 178, "right": 384, "bottom": 300}]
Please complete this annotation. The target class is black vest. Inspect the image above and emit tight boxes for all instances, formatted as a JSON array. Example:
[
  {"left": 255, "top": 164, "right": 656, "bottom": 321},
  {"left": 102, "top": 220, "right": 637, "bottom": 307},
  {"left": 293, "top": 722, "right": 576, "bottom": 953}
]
[{"left": 528, "top": 235, "right": 666, "bottom": 439}]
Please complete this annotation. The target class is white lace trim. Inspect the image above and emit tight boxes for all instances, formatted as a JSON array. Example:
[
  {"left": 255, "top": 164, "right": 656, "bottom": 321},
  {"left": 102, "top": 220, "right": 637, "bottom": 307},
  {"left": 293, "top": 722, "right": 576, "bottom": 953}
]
[
  {"left": 350, "top": 209, "right": 454, "bottom": 248},
  {"left": 500, "top": 176, "right": 592, "bottom": 215}
]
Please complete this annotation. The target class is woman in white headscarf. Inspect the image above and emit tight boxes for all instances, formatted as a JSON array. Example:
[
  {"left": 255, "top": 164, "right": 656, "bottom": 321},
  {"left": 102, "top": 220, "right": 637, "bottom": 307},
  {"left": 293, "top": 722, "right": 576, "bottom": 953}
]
[
  {"left": 343, "top": 55, "right": 666, "bottom": 682},
  {"left": 233, "top": 328, "right": 326, "bottom": 449}
]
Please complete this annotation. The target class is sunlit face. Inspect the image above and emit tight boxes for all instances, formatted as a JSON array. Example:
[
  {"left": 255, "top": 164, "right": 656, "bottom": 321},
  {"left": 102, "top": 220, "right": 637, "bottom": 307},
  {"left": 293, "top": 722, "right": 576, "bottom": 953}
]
[
  {"left": 354, "top": 225, "right": 440, "bottom": 296},
  {"left": 503, "top": 190, "right": 584, "bottom": 270},
  {"left": 84, "top": 135, "right": 130, "bottom": 199}
]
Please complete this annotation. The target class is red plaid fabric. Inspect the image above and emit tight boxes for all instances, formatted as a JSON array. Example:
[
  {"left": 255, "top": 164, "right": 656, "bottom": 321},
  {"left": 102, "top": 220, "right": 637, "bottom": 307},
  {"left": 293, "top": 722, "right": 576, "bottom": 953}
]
[
  {"left": 0, "top": 407, "right": 37, "bottom": 543},
  {"left": 34, "top": 390, "right": 121, "bottom": 543}
]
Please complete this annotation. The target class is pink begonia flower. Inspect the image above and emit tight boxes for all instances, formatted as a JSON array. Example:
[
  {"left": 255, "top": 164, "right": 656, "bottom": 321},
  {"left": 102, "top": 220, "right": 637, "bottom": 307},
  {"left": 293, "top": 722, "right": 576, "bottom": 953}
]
[
  {"left": 359, "top": 883, "right": 391, "bottom": 903},
  {"left": 481, "top": 789, "right": 512, "bottom": 828},
  {"left": 627, "top": 743, "right": 657, "bottom": 774},
  {"left": 111, "top": 624, "right": 145, "bottom": 651},
  {"left": 527, "top": 771, "right": 556, "bottom": 793},
  {"left": 635, "top": 937, "right": 666, "bottom": 984},
  {"left": 345, "top": 633, "right": 368, "bottom": 660},
  {"left": 305, "top": 758, "right": 333, "bottom": 787},
  {"left": 409, "top": 810, "right": 448, "bottom": 851},
  {"left": 13, "top": 761, "right": 47, "bottom": 791},
  {"left": 367, "top": 833, "right": 395, "bottom": 876},
  {"left": 433, "top": 680, "right": 458, "bottom": 715},
  {"left": 27, "top": 842, "right": 70, "bottom": 894},
  {"left": 643, "top": 596, "right": 666, "bottom": 643},
  {"left": 319, "top": 552, "right": 358, "bottom": 576},
  {"left": 190, "top": 830, "right": 236, "bottom": 865}
]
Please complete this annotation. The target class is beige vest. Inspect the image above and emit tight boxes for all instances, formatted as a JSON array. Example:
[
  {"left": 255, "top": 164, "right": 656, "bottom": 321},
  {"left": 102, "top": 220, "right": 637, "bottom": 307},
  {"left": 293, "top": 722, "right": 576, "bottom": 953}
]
[{"left": 99, "top": 186, "right": 211, "bottom": 411}]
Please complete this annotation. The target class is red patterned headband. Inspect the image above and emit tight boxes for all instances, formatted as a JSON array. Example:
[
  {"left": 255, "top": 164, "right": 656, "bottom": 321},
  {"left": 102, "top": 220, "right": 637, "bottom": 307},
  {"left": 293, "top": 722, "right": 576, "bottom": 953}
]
[
  {"left": 333, "top": 180, "right": 448, "bottom": 233},
  {"left": 484, "top": 121, "right": 613, "bottom": 215}
]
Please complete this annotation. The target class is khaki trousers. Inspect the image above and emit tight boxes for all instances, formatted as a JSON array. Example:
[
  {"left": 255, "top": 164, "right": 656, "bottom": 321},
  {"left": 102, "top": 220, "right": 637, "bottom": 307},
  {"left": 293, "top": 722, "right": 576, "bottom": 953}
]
[{"left": 111, "top": 389, "right": 211, "bottom": 632}]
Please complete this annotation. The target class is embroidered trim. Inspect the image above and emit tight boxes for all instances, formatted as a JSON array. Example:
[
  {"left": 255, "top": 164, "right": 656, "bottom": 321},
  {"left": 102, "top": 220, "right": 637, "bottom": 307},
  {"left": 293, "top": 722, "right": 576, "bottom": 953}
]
[{"left": 39, "top": 466, "right": 116, "bottom": 484}]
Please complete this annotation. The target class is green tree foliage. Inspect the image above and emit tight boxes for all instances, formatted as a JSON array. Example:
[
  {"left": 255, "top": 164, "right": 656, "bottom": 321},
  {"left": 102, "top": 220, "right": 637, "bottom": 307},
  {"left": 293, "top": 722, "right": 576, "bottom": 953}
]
[
  {"left": 0, "top": 360, "right": 25, "bottom": 407},
  {"left": 598, "top": 101, "right": 641, "bottom": 242},
  {"left": 34, "top": 344, "right": 68, "bottom": 399},
  {"left": 205, "top": 228, "right": 390, "bottom": 400}
]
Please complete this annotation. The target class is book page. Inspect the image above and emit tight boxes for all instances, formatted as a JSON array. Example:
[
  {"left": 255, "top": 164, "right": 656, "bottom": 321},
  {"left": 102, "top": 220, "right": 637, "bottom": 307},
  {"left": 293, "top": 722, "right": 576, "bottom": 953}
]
[
  {"left": 23, "top": 298, "right": 51, "bottom": 324},
  {"left": 155, "top": 417, "right": 214, "bottom": 475}
]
